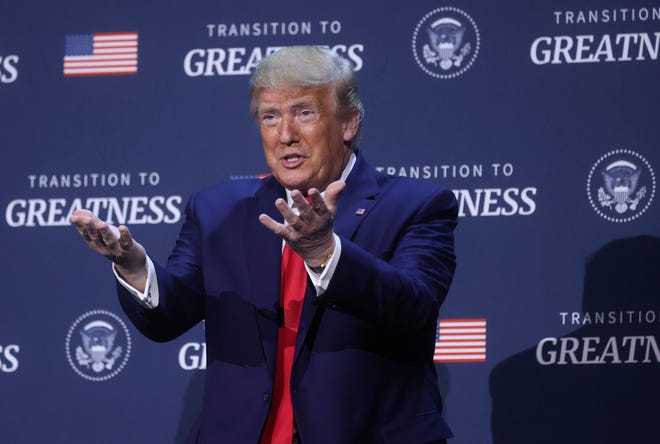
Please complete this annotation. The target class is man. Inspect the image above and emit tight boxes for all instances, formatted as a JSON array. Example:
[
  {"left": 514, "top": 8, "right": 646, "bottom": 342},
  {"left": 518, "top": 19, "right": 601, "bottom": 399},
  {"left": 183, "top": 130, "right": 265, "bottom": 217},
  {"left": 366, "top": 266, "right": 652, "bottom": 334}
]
[{"left": 71, "top": 46, "right": 458, "bottom": 444}]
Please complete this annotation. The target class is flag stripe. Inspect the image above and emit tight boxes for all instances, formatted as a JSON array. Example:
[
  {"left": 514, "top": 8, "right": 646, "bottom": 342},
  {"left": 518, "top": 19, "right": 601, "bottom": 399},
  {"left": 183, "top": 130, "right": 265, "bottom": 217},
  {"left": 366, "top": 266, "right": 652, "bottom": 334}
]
[
  {"left": 64, "top": 61, "right": 137, "bottom": 67},
  {"left": 440, "top": 326, "right": 486, "bottom": 333},
  {"left": 435, "top": 357, "right": 486, "bottom": 362},
  {"left": 438, "top": 334, "right": 485, "bottom": 340},
  {"left": 95, "top": 41, "right": 137, "bottom": 47},
  {"left": 435, "top": 346, "right": 486, "bottom": 349},
  {"left": 64, "top": 54, "right": 136, "bottom": 61},
  {"left": 64, "top": 68, "right": 138, "bottom": 75},
  {"left": 439, "top": 320, "right": 486, "bottom": 326},
  {"left": 90, "top": 47, "right": 136, "bottom": 52},
  {"left": 434, "top": 318, "right": 487, "bottom": 363}
]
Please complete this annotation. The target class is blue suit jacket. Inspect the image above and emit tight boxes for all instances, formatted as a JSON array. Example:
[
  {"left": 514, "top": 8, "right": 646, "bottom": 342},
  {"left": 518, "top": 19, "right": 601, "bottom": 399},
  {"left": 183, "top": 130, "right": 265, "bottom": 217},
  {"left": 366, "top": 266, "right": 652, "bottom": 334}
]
[{"left": 118, "top": 152, "right": 458, "bottom": 443}]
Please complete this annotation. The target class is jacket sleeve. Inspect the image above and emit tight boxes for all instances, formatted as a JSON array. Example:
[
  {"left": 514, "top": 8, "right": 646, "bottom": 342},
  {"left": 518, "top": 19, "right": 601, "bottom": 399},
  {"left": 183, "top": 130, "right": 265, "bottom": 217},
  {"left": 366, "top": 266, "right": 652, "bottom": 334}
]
[
  {"left": 316, "top": 186, "right": 458, "bottom": 333},
  {"left": 117, "top": 193, "right": 206, "bottom": 342}
]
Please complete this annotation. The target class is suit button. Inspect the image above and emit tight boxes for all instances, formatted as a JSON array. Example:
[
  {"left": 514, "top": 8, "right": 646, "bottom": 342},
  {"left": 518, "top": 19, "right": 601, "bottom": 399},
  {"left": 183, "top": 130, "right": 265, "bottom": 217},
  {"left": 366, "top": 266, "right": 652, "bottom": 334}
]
[{"left": 263, "top": 393, "right": 271, "bottom": 403}]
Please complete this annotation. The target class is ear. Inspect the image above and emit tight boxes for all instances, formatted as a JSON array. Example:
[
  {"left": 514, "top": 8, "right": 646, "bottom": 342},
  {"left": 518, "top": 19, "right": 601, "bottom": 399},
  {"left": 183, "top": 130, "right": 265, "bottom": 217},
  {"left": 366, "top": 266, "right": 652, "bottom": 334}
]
[{"left": 342, "top": 112, "right": 360, "bottom": 142}]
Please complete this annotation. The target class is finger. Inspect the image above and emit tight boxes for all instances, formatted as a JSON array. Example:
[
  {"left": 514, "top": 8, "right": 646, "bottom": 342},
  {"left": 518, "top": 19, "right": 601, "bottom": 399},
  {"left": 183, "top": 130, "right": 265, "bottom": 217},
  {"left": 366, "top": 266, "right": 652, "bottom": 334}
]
[
  {"left": 290, "top": 190, "right": 310, "bottom": 215},
  {"left": 323, "top": 180, "right": 346, "bottom": 211},
  {"left": 78, "top": 227, "right": 93, "bottom": 242},
  {"left": 292, "top": 217, "right": 305, "bottom": 231},
  {"left": 70, "top": 209, "right": 93, "bottom": 226},
  {"left": 274, "top": 198, "right": 301, "bottom": 227},
  {"left": 118, "top": 225, "right": 133, "bottom": 251},
  {"left": 98, "top": 224, "right": 119, "bottom": 249},
  {"left": 86, "top": 218, "right": 99, "bottom": 241},
  {"left": 306, "top": 189, "right": 327, "bottom": 214},
  {"left": 70, "top": 210, "right": 96, "bottom": 241},
  {"left": 71, "top": 218, "right": 92, "bottom": 241},
  {"left": 258, "top": 213, "right": 289, "bottom": 237},
  {"left": 92, "top": 216, "right": 113, "bottom": 244}
]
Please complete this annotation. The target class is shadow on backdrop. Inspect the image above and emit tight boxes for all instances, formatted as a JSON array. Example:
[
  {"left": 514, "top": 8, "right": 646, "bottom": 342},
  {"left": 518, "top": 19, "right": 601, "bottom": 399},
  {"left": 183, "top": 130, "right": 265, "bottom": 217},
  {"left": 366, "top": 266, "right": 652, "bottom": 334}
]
[{"left": 490, "top": 235, "right": 660, "bottom": 443}]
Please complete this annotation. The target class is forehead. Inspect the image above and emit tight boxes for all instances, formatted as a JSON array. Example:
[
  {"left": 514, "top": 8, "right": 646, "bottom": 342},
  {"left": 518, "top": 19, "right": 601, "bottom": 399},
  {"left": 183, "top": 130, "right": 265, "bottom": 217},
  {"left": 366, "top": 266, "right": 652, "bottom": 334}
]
[{"left": 256, "top": 85, "right": 333, "bottom": 111}]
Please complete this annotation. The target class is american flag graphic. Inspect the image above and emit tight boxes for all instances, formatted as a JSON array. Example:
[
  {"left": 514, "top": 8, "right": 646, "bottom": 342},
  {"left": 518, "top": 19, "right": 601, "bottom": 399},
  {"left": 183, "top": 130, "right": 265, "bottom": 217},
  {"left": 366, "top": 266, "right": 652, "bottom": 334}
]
[
  {"left": 63, "top": 32, "right": 138, "bottom": 77},
  {"left": 434, "top": 318, "right": 487, "bottom": 363}
]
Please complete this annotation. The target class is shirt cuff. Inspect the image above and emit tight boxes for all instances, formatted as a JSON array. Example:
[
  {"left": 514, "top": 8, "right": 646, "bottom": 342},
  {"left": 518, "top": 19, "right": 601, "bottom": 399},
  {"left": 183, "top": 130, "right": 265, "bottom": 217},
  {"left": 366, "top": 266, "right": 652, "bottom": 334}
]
[
  {"left": 112, "top": 256, "right": 160, "bottom": 309},
  {"left": 305, "top": 233, "right": 341, "bottom": 296}
]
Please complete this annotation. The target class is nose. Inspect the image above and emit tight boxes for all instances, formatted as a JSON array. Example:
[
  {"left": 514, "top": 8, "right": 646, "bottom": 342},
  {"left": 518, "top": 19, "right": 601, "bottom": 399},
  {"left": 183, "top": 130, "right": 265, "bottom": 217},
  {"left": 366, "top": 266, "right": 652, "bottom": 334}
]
[{"left": 278, "top": 115, "right": 299, "bottom": 146}]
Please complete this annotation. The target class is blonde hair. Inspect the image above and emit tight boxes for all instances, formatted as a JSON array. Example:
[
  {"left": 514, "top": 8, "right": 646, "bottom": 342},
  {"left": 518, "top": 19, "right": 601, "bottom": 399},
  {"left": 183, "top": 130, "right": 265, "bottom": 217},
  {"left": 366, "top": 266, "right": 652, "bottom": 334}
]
[{"left": 249, "top": 46, "right": 364, "bottom": 150}]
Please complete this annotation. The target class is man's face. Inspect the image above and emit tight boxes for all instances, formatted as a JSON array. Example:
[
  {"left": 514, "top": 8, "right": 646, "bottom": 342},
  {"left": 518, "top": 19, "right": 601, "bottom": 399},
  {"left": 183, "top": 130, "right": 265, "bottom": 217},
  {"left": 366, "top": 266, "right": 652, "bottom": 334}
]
[{"left": 256, "top": 85, "right": 358, "bottom": 193}]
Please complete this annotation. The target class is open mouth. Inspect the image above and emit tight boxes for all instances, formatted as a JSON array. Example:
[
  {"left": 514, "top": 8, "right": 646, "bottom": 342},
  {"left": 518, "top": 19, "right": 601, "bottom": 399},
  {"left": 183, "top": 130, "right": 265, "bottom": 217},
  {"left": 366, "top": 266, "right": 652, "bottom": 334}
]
[{"left": 281, "top": 154, "right": 305, "bottom": 167}]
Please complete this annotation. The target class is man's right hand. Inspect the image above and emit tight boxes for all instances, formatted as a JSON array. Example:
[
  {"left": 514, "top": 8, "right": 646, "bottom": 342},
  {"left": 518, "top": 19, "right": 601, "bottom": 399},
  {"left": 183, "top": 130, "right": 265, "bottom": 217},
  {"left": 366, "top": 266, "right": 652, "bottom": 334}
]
[{"left": 70, "top": 209, "right": 148, "bottom": 292}]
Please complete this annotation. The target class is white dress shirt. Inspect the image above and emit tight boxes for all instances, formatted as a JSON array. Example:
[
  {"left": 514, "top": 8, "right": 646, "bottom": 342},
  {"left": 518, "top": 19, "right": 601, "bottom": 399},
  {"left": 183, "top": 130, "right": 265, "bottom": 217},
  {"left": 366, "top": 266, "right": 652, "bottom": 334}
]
[{"left": 114, "top": 152, "right": 356, "bottom": 309}]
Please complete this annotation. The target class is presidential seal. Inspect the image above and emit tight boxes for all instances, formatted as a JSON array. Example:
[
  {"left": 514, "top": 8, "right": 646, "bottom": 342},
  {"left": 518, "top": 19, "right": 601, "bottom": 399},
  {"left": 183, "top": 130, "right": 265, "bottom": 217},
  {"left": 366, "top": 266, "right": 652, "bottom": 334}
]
[
  {"left": 65, "top": 309, "right": 132, "bottom": 381},
  {"left": 587, "top": 149, "right": 656, "bottom": 223},
  {"left": 412, "top": 7, "right": 480, "bottom": 79}
]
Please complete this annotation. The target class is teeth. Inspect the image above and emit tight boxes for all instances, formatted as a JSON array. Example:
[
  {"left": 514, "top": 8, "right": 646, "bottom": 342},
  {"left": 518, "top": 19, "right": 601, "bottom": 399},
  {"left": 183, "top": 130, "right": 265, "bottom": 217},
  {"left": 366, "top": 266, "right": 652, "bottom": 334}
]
[{"left": 286, "top": 155, "right": 301, "bottom": 161}]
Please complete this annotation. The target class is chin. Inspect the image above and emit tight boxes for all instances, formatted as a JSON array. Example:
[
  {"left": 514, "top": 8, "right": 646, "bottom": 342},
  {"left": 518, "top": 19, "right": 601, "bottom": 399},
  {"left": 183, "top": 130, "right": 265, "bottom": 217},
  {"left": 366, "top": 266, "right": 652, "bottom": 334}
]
[{"left": 277, "top": 175, "right": 310, "bottom": 191}]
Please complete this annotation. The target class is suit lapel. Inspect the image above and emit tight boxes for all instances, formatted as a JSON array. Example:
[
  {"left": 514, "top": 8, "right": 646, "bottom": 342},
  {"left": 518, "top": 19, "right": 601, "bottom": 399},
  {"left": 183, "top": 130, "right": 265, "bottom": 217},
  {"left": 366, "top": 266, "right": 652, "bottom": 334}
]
[
  {"left": 246, "top": 176, "right": 286, "bottom": 378},
  {"left": 293, "top": 152, "right": 380, "bottom": 366},
  {"left": 333, "top": 152, "right": 380, "bottom": 239}
]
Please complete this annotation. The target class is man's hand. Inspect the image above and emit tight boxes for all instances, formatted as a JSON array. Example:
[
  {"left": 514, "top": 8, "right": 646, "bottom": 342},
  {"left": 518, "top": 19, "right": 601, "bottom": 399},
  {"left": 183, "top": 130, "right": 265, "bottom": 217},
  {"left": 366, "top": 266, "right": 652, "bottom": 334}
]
[
  {"left": 70, "top": 209, "right": 148, "bottom": 291},
  {"left": 259, "top": 180, "right": 345, "bottom": 266}
]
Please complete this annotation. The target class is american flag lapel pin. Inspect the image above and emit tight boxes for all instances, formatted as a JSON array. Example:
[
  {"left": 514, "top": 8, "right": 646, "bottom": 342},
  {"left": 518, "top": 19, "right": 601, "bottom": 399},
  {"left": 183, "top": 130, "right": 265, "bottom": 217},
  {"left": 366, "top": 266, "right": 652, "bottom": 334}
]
[{"left": 355, "top": 208, "right": 366, "bottom": 215}]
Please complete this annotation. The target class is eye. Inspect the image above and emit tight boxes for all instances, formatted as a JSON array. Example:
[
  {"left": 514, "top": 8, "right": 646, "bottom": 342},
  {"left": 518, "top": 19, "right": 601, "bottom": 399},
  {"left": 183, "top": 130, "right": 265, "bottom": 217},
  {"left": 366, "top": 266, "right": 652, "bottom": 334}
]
[
  {"left": 261, "top": 114, "right": 280, "bottom": 127},
  {"left": 298, "top": 109, "right": 317, "bottom": 122}
]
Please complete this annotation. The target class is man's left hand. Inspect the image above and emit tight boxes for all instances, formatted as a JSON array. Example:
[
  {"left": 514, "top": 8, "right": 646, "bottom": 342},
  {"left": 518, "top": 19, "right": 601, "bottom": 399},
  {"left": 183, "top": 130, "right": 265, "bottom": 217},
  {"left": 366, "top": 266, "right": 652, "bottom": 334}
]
[{"left": 259, "top": 180, "right": 345, "bottom": 267}]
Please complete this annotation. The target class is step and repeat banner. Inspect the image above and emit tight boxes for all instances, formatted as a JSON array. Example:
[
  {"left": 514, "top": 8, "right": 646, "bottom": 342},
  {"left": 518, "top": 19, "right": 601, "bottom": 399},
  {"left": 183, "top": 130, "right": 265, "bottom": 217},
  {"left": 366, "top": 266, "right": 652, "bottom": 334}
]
[{"left": 2, "top": 1, "right": 659, "bottom": 443}]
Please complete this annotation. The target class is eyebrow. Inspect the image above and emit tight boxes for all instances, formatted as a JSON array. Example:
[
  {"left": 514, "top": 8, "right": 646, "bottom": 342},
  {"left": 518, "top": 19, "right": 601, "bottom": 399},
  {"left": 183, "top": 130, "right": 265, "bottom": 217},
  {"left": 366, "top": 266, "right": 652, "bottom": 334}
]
[
  {"left": 257, "top": 106, "right": 279, "bottom": 117},
  {"left": 258, "top": 99, "right": 319, "bottom": 116},
  {"left": 290, "top": 101, "right": 316, "bottom": 112}
]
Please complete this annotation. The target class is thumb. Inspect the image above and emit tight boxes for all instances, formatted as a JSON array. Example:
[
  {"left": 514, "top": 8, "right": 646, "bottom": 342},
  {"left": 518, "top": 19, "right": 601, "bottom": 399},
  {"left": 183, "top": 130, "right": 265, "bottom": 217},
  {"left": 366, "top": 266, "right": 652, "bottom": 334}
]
[{"left": 324, "top": 180, "right": 346, "bottom": 211}]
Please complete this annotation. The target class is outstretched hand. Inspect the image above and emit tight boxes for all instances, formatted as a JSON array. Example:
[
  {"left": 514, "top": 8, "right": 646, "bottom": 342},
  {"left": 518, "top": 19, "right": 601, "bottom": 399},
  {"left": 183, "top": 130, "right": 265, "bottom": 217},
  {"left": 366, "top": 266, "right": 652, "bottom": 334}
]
[
  {"left": 259, "top": 180, "right": 345, "bottom": 267},
  {"left": 70, "top": 209, "right": 148, "bottom": 290}
]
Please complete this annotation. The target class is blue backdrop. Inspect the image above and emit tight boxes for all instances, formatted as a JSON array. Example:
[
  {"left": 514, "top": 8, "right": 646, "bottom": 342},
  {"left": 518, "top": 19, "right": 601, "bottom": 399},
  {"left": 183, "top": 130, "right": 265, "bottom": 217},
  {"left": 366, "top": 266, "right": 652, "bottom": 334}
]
[{"left": 2, "top": 1, "right": 659, "bottom": 443}]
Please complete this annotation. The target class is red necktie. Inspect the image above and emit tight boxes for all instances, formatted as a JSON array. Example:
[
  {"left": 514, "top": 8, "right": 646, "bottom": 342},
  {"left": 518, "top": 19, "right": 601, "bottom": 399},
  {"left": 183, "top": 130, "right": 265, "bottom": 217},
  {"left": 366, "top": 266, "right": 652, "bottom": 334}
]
[{"left": 260, "top": 243, "right": 307, "bottom": 444}]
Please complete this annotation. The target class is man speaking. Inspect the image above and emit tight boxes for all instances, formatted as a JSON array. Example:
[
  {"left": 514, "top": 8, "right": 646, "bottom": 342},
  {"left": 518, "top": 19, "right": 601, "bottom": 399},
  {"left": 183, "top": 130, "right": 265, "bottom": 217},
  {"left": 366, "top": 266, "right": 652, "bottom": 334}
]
[{"left": 71, "top": 45, "right": 458, "bottom": 444}]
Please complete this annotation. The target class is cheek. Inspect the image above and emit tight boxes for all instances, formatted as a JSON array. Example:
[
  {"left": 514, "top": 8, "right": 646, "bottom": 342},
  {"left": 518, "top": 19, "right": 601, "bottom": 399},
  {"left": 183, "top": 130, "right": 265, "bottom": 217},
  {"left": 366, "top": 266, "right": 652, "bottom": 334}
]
[
  {"left": 261, "top": 134, "right": 277, "bottom": 154},
  {"left": 263, "top": 149, "right": 280, "bottom": 170}
]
